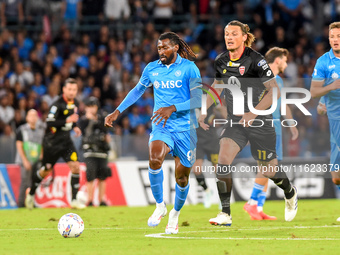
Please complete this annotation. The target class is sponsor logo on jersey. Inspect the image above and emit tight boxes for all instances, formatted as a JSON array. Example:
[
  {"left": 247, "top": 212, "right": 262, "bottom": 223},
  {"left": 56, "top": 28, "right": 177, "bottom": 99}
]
[
  {"left": 227, "top": 76, "right": 242, "bottom": 88},
  {"left": 267, "top": 152, "right": 273, "bottom": 159},
  {"left": 50, "top": 106, "right": 57, "bottom": 114},
  {"left": 223, "top": 69, "right": 227, "bottom": 74},
  {"left": 152, "top": 72, "right": 159, "bottom": 76},
  {"left": 329, "top": 65, "right": 336, "bottom": 69},
  {"left": 239, "top": 66, "right": 245, "bottom": 75},
  {"left": 175, "top": 70, "right": 182, "bottom": 77},
  {"left": 257, "top": 59, "right": 267, "bottom": 66},
  {"left": 64, "top": 109, "right": 69, "bottom": 115},
  {"left": 266, "top": 70, "right": 272, "bottom": 76},
  {"left": 228, "top": 61, "right": 240, "bottom": 67},
  {"left": 262, "top": 64, "right": 269, "bottom": 70},
  {"left": 153, "top": 80, "right": 183, "bottom": 89}
]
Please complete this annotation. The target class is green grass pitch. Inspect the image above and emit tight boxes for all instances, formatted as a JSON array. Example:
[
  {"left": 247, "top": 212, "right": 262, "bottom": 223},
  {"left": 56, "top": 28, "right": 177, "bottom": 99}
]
[{"left": 0, "top": 199, "right": 339, "bottom": 255}]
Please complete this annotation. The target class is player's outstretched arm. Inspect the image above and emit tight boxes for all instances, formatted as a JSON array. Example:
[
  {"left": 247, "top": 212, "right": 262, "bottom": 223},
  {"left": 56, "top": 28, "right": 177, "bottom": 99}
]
[{"left": 105, "top": 109, "right": 120, "bottom": 127}]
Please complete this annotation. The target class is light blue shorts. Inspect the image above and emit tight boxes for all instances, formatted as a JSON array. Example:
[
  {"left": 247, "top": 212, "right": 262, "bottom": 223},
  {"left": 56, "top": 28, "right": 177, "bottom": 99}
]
[{"left": 149, "top": 126, "right": 197, "bottom": 167}]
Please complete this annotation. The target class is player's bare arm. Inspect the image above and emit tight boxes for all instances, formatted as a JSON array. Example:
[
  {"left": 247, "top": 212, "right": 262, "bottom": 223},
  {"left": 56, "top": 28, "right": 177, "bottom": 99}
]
[
  {"left": 239, "top": 78, "right": 280, "bottom": 127},
  {"left": 310, "top": 79, "right": 340, "bottom": 98},
  {"left": 104, "top": 109, "right": 120, "bottom": 127}
]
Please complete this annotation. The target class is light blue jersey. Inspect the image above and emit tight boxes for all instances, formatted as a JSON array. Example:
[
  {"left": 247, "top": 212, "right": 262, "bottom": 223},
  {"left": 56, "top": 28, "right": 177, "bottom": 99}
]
[
  {"left": 320, "top": 96, "right": 340, "bottom": 171},
  {"left": 313, "top": 49, "right": 340, "bottom": 120},
  {"left": 116, "top": 53, "right": 202, "bottom": 167},
  {"left": 138, "top": 54, "right": 202, "bottom": 132}
]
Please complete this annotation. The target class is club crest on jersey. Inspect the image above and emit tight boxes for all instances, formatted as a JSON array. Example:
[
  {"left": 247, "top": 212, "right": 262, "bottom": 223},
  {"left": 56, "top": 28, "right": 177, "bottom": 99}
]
[
  {"left": 175, "top": 70, "right": 181, "bottom": 77},
  {"left": 257, "top": 59, "right": 266, "bottom": 66},
  {"left": 239, "top": 66, "right": 245, "bottom": 75},
  {"left": 332, "top": 72, "right": 339, "bottom": 79},
  {"left": 154, "top": 80, "right": 160, "bottom": 89}
]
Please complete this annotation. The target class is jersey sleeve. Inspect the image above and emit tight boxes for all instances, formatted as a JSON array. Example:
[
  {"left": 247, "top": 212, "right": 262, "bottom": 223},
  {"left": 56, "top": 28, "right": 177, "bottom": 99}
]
[
  {"left": 319, "top": 96, "right": 325, "bottom": 105},
  {"left": 46, "top": 101, "right": 67, "bottom": 128},
  {"left": 312, "top": 58, "right": 326, "bottom": 81},
  {"left": 253, "top": 54, "right": 275, "bottom": 83},
  {"left": 174, "top": 62, "right": 202, "bottom": 112},
  {"left": 137, "top": 63, "right": 152, "bottom": 88},
  {"left": 16, "top": 128, "right": 23, "bottom": 142}
]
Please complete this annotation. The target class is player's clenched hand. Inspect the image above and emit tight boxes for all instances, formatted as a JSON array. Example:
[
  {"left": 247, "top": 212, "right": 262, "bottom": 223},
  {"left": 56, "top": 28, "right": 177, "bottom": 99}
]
[
  {"left": 105, "top": 110, "right": 120, "bottom": 127},
  {"left": 151, "top": 105, "right": 176, "bottom": 127},
  {"left": 73, "top": 126, "right": 82, "bottom": 137},
  {"left": 239, "top": 112, "right": 257, "bottom": 127},
  {"left": 66, "top": 113, "right": 79, "bottom": 123},
  {"left": 317, "top": 103, "right": 327, "bottom": 115},
  {"left": 198, "top": 114, "right": 209, "bottom": 130}
]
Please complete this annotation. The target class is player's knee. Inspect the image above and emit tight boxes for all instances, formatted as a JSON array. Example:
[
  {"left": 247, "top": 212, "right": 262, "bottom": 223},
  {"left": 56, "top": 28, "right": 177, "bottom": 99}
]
[
  {"left": 69, "top": 161, "right": 80, "bottom": 174},
  {"left": 149, "top": 156, "right": 163, "bottom": 170},
  {"left": 218, "top": 154, "right": 233, "bottom": 165},
  {"left": 176, "top": 176, "right": 188, "bottom": 187},
  {"left": 332, "top": 178, "right": 340, "bottom": 185}
]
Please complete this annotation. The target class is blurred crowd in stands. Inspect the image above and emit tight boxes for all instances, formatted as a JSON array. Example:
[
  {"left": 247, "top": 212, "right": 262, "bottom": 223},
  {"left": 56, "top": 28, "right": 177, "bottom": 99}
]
[{"left": 0, "top": 0, "right": 338, "bottom": 161}]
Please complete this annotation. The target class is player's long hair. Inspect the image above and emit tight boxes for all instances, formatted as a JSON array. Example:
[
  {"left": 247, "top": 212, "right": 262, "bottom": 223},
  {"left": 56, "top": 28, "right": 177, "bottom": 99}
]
[
  {"left": 227, "top": 20, "right": 255, "bottom": 48},
  {"left": 159, "top": 32, "right": 197, "bottom": 60}
]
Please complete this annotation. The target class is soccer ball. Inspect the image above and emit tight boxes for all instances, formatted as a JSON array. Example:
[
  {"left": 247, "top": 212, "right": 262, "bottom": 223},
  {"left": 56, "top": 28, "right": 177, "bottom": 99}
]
[{"left": 58, "top": 213, "right": 84, "bottom": 238}]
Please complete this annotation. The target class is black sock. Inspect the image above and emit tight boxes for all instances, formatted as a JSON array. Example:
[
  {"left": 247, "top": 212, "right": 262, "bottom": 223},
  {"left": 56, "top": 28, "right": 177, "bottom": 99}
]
[
  {"left": 195, "top": 173, "right": 208, "bottom": 190},
  {"left": 29, "top": 170, "right": 43, "bottom": 195},
  {"left": 71, "top": 174, "right": 80, "bottom": 200},
  {"left": 216, "top": 164, "right": 233, "bottom": 215},
  {"left": 270, "top": 171, "right": 294, "bottom": 199}
]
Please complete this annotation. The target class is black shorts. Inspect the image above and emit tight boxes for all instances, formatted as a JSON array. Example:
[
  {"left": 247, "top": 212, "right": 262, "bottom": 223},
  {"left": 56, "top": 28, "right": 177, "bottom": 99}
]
[
  {"left": 196, "top": 128, "right": 219, "bottom": 164},
  {"left": 84, "top": 157, "right": 111, "bottom": 182},
  {"left": 42, "top": 136, "right": 78, "bottom": 170},
  {"left": 220, "top": 120, "right": 276, "bottom": 162}
]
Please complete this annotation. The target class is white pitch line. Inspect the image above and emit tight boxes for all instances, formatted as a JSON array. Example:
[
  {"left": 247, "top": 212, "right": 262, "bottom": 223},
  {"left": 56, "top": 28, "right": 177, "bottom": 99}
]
[
  {"left": 145, "top": 225, "right": 340, "bottom": 240},
  {"left": 145, "top": 232, "right": 340, "bottom": 241}
]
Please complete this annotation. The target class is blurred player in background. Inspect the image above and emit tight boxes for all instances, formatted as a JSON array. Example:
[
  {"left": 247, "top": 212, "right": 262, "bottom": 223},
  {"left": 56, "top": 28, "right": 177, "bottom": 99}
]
[
  {"left": 105, "top": 32, "right": 202, "bottom": 234},
  {"left": 78, "top": 97, "right": 111, "bottom": 206},
  {"left": 200, "top": 20, "right": 298, "bottom": 226},
  {"left": 15, "top": 109, "right": 45, "bottom": 207},
  {"left": 317, "top": 97, "right": 340, "bottom": 222},
  {"left": 311, "top": 22, "right": 340, "bottom": 222},
  {"left": 244, "top": 47, "right": 299, "bottom": 220},
  {"left": 25, "top": 78, "right": 84, "bottom": 209}
]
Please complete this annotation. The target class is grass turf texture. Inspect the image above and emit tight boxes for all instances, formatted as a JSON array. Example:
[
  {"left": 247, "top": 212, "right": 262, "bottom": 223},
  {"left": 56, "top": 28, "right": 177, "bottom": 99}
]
[{"left": 0, "top": 199, "right": 339, "bottom": 255}]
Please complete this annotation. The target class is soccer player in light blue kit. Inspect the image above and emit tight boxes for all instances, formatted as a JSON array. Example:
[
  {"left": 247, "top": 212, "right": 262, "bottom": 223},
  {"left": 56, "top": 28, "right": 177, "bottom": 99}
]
[
  {"left": 317, "top": 96, "right": 340, "bottom": 222},
  {"left": 244, "top": 47, "right": 299, "bottom": 220},
  {"left": 311, "top": 22, "right": 340, "bottom": 222},
  {"left": 105, "top": 32, "right": 202, "bottom": 234}
]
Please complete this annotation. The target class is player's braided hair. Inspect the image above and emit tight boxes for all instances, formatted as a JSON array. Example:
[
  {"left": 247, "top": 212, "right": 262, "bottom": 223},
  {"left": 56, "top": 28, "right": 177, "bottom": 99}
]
[
  {"left": 159, "top": 32, "right": 197, "bottom": 60},
  {"left": 227, "top": 20, "right": 255, "bottom": 47}
]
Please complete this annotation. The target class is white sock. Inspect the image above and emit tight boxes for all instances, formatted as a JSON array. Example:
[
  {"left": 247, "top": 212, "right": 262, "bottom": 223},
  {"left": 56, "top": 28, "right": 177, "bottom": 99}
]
[
  {"left": 171, "top": 208, "right": 180, "bottom": 217},
  {"left": 248, "top": 199, "right": 257, "bottom": 206},
  {"left": 156, "top": 201, "right": 165, "bottom": 208},
  {"left": 257, "top": 206, "right": 263, "bottom": 212}
]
